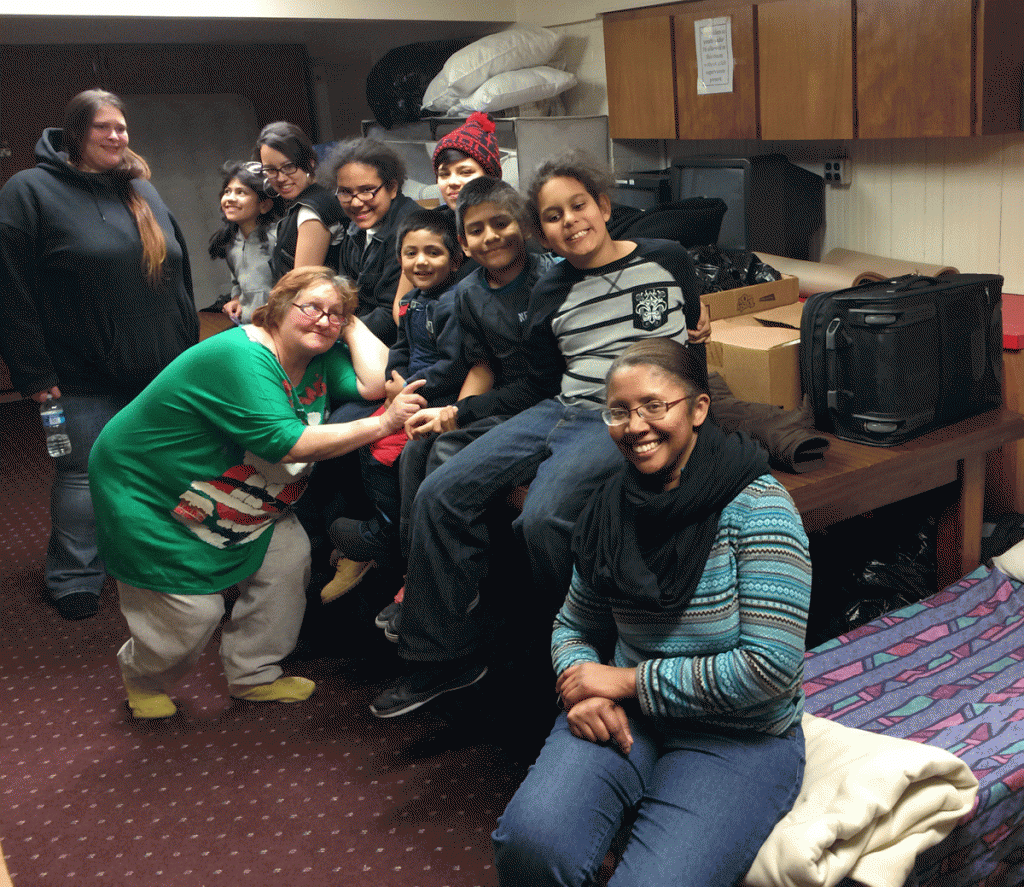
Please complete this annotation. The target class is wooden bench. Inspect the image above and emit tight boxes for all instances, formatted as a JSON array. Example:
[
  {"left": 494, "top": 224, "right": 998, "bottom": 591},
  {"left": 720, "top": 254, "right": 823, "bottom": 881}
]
[
  {"left": 509, "top": 409, "right": 1024, "bottom": 594},
  {"left": 772, "top": 408, "right": 1024, "bottom": 591}
]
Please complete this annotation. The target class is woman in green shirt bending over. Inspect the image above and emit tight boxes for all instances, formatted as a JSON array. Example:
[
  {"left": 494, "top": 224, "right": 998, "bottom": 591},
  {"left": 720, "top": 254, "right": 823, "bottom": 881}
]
[{"left": 89, "top": 266, "right": 425, "bottom": 719}]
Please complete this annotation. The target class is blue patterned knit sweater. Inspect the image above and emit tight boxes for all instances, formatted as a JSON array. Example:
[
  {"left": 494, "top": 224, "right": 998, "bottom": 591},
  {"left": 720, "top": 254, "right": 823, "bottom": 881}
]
[{"left": 552, "top": 474, "right": 812, "bottom": 740}]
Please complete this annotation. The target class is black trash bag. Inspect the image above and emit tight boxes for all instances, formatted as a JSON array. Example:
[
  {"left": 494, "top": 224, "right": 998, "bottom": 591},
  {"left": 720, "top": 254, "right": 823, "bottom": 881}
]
[
  {"left": 686, "top": 245, "right": 783, "bottom": 292},
  {"left": 607, "top": 204, "right": 642, "bottom": 235},
  {"left": 366, "top": 39, "right": 471, "bottom": 129},
  {"left": 805, "top": 488, "right": 943, "bottom": 647},
  {"left": 981, "top": 512, "right": 1024, "bottom": 564},
  {"left": 608, "top": 197, "right": 728, "bottom": 249}
]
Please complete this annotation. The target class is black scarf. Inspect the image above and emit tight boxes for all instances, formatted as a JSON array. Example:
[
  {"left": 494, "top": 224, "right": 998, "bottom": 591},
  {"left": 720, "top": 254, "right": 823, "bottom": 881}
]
[{"left": 571, "top": 420, "right": 769, "bottom": 612}]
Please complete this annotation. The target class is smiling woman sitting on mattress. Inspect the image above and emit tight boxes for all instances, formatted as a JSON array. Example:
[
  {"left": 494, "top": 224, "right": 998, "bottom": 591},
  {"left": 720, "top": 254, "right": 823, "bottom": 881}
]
[{"left": 492, "top": 337, "right": 814, "bottom": 887}]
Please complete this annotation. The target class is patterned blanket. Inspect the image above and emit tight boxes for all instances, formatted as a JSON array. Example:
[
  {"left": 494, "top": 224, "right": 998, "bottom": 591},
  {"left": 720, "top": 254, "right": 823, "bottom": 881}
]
[{"left": 799, "top": 566, "right": 1024, "bottom": 887}]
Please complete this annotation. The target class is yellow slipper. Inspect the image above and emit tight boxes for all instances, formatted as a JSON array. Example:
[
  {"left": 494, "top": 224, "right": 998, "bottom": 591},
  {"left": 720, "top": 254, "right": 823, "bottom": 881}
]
[
  {"left": 320, "top": 558, "right": 374, "bottom": 604},
  {"left": 124, "top": 680, "right": 177, "bottom": 719},
  {"left": 231, "top": 676, "right": 315, "bottom": 703}
]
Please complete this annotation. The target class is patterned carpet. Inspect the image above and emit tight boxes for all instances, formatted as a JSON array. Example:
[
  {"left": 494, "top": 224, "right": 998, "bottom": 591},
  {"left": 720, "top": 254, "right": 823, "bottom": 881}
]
[{"left": 0, "top": 398, "right": 550, "bottom": 887}]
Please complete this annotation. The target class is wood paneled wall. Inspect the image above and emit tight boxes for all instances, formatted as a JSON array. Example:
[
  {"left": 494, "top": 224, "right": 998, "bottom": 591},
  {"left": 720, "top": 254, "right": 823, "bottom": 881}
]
[
  {"left": 663, "top": 134, "right": 1024, "bottom": 294},
  {"left": 828, "top": 136, "right": 1024, "bottom": 294}
]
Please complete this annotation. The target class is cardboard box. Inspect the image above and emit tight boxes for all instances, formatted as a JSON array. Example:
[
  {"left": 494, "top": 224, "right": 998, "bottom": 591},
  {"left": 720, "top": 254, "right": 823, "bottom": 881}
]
[
  {"left": 703, "top": 275, "right": 799, "bottom": 321},
  {"left": 706, "top": 289, "right": 804, "bottom": 411}
]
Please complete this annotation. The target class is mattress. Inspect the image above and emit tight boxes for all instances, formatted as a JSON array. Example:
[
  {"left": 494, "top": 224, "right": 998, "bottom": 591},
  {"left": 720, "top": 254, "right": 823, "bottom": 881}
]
[{"left": 802, "top": 566, "right": 1024, "bottom": 887}]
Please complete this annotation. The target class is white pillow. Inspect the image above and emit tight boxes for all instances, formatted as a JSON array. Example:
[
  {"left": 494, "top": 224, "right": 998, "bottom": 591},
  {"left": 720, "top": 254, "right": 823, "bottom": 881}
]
[
  {"left": 992, "top": 537, "right": 1024, "bottom": 581},
  {"left": 447, "top": 66, "right": 577, "bottom": 115},
  {"left": 422, "top": 24, "right": 564, "bottom": 113}
]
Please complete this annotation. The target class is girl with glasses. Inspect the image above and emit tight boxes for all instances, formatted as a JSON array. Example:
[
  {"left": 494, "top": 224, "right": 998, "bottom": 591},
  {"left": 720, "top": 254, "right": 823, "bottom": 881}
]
[
  {"left": 208, "top": 160, "right": 285, "bottom": 324},
  {"left": 320, "top": 137, "right": 418, "bottom": 346},
  {"left": 254, "top": 122, "right": 345, "bottom": 281}
]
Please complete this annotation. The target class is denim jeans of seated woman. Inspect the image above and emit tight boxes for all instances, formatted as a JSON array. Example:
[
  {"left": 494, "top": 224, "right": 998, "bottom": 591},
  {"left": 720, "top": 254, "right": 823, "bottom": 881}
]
[
  {"left": 492, "top": 710, "right": 805, "bottom": 887},
  {"left": 49, "top": 392, "right": 132, "bottom": 601}
]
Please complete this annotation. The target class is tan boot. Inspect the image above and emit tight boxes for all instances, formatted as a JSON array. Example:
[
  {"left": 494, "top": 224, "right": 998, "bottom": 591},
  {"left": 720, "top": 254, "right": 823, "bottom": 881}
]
[
  {"left": 231, "top": 676, "right": 315, "bottom": 703},
  {"left": 320, "top": 558, "right": 374, "bottom": 604}
]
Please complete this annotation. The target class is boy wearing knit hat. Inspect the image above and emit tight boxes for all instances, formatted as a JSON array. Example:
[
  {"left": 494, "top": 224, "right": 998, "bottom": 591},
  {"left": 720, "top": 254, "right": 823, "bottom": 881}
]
[
  {"left": 433, "top": 112, "right": 501, "bottom": 212},
  {"left": 392, "top": 112, "right": 504, "bottom": 328}
]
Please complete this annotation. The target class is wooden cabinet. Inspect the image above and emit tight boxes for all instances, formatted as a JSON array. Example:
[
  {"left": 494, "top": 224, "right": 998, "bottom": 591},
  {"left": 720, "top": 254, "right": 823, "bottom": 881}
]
[
  {"left": 603, "top": 14, "right": 677, "bottom": 139},
  {"left": 603, "top": 2, "right": 757, "bottom": 140},
  {"left": 602, "top": 0, "right": 1024, "bottom": 141},
  {"left": 759, "top": 0, "right": 854, "bottom": 140},
  {"left": 858, "top": 0, "right": 1023, "bottom": 138},
  {"left": 673, "top": 4, "right": 758, "bottom": 139}
]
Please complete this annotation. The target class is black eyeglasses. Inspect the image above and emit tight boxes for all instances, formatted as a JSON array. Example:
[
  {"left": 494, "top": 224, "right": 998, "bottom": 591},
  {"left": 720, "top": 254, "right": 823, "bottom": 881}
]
[
  {"left": 601, "top": 397, "right": 692, "bottom": 426},
  {"left": 293, "top": 303, "right": 345, "bottom": 327},
  {"left": 335, "top": 183, "right": 385, "bottom": 204},
  {"left": 262, "top": 161, "right": 300, "bottom": 179}
]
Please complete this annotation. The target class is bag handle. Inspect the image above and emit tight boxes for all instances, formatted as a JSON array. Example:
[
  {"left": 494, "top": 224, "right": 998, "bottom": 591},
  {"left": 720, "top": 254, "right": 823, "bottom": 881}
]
[{"left": 885, "top": 274, "right": 940, "bottom": 294}]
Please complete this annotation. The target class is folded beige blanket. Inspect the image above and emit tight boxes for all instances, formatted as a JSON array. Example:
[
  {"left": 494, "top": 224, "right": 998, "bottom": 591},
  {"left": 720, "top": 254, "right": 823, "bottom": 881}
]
[{"left": 744, "top": 714, "right": 979, "bottom": 887}]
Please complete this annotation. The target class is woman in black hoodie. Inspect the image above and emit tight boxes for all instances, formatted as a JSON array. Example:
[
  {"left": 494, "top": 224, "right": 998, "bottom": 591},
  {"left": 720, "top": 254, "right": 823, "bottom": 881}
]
[{"left": 0, "top": 89, "right": 199, "bottom": 621}]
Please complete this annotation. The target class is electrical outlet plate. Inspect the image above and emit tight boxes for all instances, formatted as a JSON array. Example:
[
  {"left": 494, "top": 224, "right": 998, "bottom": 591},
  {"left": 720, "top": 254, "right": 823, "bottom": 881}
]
[{"left": 823, "top": 158, "right": 850, "bottom": 186}]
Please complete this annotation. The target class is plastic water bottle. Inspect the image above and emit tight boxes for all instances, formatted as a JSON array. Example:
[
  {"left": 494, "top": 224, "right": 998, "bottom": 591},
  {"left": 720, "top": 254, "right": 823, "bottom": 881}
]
[{"left": 40, "top": 395, "right": 72, "bottom": 457}]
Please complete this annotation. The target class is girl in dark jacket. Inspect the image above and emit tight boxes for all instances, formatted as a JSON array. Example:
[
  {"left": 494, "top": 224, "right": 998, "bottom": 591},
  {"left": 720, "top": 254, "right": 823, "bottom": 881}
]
[
  {"left": 321, "top": 137, "right": 418, "bottom": 346},
  {"left": 254, "top": 121, "right": 345, "bottom": 281},
  {"left": 208, "top": 160, "right": 284, "bottom": 324}
]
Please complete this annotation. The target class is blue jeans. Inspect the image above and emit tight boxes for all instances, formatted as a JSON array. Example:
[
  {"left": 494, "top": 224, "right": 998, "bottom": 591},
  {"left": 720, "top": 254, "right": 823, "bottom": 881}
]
[
  {"left": 396, "top": 414, "right": 507, "bottom": 558},
  {"left": 49, "top": 392, "right": 132, "bottom": 600},
  {"left": 399, "top": 398, "right": 622, "bottom": 661},
  {"left": 493, "top": 711, "right": 805, "bottom": 887}
]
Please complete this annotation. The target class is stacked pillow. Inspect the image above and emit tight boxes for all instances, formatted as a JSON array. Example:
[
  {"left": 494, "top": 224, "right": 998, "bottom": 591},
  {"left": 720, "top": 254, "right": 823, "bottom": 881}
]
[{"left": 421, "top": 24, "right": 577, "bottom": 116}]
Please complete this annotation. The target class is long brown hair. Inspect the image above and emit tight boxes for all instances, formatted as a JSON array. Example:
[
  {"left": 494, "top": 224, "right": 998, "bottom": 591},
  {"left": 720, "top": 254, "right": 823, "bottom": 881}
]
[{"left": 64, "top": 89, "right": 168, "bottom": 289}]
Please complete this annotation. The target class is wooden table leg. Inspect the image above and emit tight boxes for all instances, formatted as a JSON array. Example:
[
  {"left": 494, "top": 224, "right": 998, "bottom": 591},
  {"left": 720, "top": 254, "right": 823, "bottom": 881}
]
[
  {"left": 989, "top": 349, "right": 1024, "bottom": 513},
  {"left": 937, "top": 454, "right": 987, "bottom": 591},
  {"left": 960, "top": 453, "right": 986, "bottom": 574}
]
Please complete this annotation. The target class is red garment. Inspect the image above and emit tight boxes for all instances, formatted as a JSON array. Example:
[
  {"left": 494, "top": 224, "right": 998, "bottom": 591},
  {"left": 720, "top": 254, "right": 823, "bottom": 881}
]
[{"left": 368, "top": 404, "right": 407, "bottom": 467}]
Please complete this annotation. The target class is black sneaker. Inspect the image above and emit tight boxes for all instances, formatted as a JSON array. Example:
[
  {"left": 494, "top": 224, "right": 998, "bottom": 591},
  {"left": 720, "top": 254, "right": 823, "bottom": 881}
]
[
  {"left": 330, "top": 515, "right": 395, "bottom": 564},
  {"left": 53, "top": 591, "right": 99, "bottom": 621},
  {"left": 383, "top": 605, "right": 401, "bottom": 643},
  {"left": 369, "top": 661, "right": 488, "bottom": 718},
  {"left": 375, "top": 599, "right": 401, "bottom": 629}
]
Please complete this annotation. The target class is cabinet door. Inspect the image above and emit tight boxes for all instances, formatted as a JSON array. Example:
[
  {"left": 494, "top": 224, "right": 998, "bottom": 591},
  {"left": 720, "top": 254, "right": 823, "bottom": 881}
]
[
  {"left": 603, "top": 14, "right": 677, "bottom": 139},
  {"left": 976, "top": 0, "right": 1024, "bottom": 135},
  {"left": 759, "top": 0, "right": 854, "bottom": 140},
  {"left": 673, "top": 4, "right": 757, "bottom": 139},
  {"left": 857, "top": 0, "right": 973, "bottom": 137}
]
